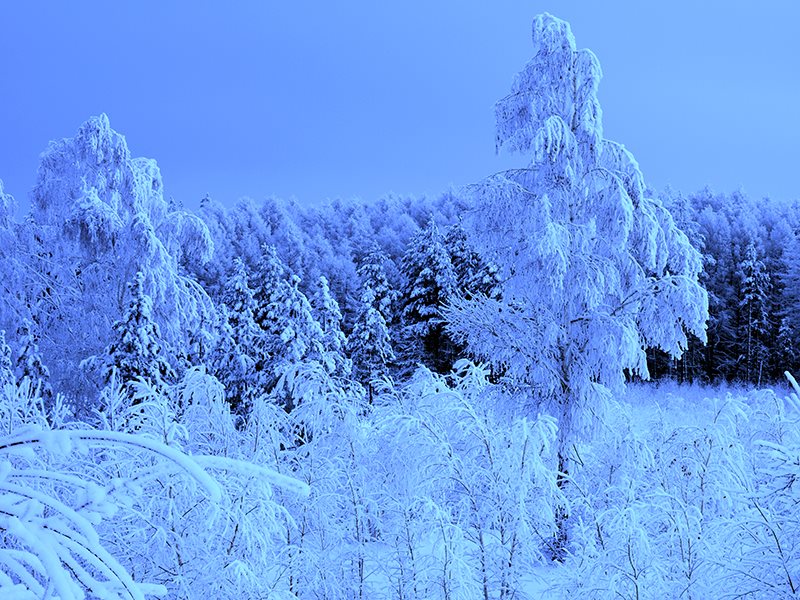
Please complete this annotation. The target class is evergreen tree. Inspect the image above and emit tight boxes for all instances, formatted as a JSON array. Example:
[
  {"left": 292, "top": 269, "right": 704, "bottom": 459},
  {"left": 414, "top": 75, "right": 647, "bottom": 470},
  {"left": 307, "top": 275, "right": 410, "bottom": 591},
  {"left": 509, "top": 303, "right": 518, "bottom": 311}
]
[
  {"left": 310, "top": 275, "right": 350, "bottom": 376},
  {"left": 252, "top": 244, "right": 288, "bottom": 332},
  {"left": 252, "top": 245, "right": 324, "bottom": 405},
  {"left": 356, "top": 244, "right": 397, "bottom": 321},
  {"left": 208, "top": 304, "right": 258, "bottom": 414},
  {"left": 400, "top": 217, "right": 459, "bottom": 372},
  {"left": 222, "top": 258, "right": 263, "bottom": 362},
  {"left": 15, "top": 319, "right": 53, "bottom": 401},
  {"left": 96, "top": 271, "right": 175, "bottom": 397},
  {"left": 0, "top": 329, "right": 16, "bottom": 389},
  {"left": 348, "top": 286, "right": 394, "bottom": 403},
  {"left": 445, "top": 221, "right": 502, "bottom": 302},
  {"left": 737, "top": 240, "right": 771, "bottom": 383},
  {"left": 776, "top": 316, "right": 798, "bottom": 374}
]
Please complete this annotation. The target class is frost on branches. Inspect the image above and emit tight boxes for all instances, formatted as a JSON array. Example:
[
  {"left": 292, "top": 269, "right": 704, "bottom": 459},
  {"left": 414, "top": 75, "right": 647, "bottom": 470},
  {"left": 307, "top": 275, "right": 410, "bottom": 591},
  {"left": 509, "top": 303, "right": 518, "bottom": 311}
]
[
  {"left": 19, "top": 114, "right": 215, "bottom": 402},
  {"left": 447, "top": 14, "right": 708, "bottom": 438}
]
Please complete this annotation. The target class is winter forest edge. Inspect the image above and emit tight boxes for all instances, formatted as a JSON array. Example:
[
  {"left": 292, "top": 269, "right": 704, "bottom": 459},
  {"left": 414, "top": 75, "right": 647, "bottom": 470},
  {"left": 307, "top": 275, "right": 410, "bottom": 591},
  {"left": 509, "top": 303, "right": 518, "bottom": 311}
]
[{"left": 2, "top": 13, "right": 800, "bottom": 600}]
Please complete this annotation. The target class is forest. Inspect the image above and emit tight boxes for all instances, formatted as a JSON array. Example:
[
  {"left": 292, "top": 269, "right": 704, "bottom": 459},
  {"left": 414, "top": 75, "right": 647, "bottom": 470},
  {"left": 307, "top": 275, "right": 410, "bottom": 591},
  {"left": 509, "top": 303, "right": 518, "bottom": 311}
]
[{"left": 2, "top": 13, "right": 799, "bottom": 600}]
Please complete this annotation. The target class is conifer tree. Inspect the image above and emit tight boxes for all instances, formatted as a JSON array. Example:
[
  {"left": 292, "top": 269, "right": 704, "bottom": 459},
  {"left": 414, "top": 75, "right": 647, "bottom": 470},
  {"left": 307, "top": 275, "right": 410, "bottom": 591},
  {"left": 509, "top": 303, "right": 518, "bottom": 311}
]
[
  {"left": 0, "top": 329, "right": 16, "bottom": 389},
  {"left": 356, "top": 244, "right": 397, "bottom": 320},
  {"left": 208, "top": 303, "right": 258, "bottom": 414},
  {"left": 445, "top": 221, "right": 502, "bottom": 302},
  {"left": 15, "top": 319, "right": 53, "bottom": 401},
  {"left": 311, "top": 275, "right": 350, "bottom": 376},
  {"left": 348, "top": 286, "right": 395, "bottom": 403},
  {"left": 738, "top": 240, "right": 771, "bottom": 383},
  {"left": 401, "top": 217, "right": 459, "bottom": 372},
  {"left": 97, "top": 271, "right": 175, "bottom": 396},
  {"left": 222, "top": 258, "right": 264, "bottom": 363},
  {"left": 252, "top": 245, "right": 324, "bottom": 405}
]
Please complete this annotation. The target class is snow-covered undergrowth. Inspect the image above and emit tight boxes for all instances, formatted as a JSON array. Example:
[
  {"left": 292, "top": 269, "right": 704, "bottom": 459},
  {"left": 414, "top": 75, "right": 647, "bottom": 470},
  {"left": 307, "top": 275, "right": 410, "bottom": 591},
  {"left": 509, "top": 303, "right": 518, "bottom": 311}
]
[
  {"left": 2, "top": 366, "right": 798, "bottom": 599},
  {"left": 547, "top": 379, "right": 800, "bottom": 600}
]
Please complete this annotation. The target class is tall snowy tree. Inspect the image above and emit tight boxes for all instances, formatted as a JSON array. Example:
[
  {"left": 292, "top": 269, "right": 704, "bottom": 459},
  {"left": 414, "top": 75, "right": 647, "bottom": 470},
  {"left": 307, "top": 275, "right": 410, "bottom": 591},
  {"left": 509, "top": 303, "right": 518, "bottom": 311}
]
[
  {"left": 12, "top": 115, "right": 215, "bottom": 403},
  {"left": 310, "top": 275, "right": 350, "bottom": 376},
  {"left": 445, "top": 13, "right": 708, "bottom": 553},
  {"left": 400, "top": 217, "right": 459, "bottom": 372},
  {"left": 348, "top": 286, "right": 395, "bottom": 403},
  {"left": 737, "top": 240, "right": 771, "bottom": 383}
]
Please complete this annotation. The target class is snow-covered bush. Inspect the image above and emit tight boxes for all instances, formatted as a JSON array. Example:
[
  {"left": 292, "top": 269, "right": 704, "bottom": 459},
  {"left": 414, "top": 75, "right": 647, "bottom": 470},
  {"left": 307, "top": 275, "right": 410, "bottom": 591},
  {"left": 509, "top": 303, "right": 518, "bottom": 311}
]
[{"left": 0, "top": 369, "right": 308, "bottom": 600}]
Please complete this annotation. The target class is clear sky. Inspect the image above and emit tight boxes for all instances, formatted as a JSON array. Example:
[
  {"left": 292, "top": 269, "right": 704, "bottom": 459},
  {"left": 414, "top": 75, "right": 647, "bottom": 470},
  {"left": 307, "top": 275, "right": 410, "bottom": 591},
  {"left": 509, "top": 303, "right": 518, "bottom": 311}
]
[{"left": 1, "top": 1, "right": 799, "bottom": 211}]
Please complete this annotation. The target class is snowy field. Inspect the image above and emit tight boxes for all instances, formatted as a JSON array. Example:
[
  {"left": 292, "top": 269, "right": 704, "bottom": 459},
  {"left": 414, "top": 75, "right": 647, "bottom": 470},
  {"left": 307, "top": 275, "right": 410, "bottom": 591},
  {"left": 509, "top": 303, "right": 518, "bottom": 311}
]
[{"left": 2, "top": 372, "right": 799, "bottom": 599}]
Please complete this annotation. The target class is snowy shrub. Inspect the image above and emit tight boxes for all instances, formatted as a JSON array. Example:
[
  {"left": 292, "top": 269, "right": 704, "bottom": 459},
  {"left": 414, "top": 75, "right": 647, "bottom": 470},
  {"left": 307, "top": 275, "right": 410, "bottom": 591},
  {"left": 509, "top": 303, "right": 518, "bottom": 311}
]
[
  {"left": 368, "top": 363, "right": 562, "bottom": 599},
  {"left": 548, "top": 388, "right": 755, "bottom": 599},
  {"left": 714, "top": 376, "right": 800, "bottom": 599},
  {"left": 0, "top": 370, "right": 309, "bottom": 600}
]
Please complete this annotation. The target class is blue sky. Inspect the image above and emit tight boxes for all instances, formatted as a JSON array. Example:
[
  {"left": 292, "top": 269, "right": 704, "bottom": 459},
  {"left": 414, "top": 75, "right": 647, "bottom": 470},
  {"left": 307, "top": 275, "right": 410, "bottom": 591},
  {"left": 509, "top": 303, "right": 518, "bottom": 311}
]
[{"left": 1, "top": 1, "right": 798, "bottom": 210}]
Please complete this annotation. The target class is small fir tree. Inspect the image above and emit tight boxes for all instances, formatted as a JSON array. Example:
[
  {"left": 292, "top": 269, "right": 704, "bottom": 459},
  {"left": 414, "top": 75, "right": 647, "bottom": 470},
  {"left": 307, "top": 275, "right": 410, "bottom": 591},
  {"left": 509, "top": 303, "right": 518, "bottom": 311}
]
[
  {"left": 99, "top": 271, "right": 175, "bottom": 396},
  {"left": 0, "top": 329, "right": 16, "bottom": 389},
  {"left": 445, "top": 221, "right": 502, "bottom": 302},
  {"left": 356, "top": 244, "right": 397, "bottom": 320},
  {"left": 15, "top": 319, "right": 53, "bottom": 401},
  {"left": 208, "top": 304, "right": 259, "bottom": 414}
]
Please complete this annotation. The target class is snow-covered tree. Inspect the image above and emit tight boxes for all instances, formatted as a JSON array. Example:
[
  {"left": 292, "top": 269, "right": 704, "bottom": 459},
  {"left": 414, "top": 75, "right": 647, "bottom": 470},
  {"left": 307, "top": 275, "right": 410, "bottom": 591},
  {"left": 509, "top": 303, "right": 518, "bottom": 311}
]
[
  {"left": 738, "top": 240, "right": 771, "bottom": 383},
  {"left": 356, "top": 244, "right": 397, "bottom": 321},
  {"left": 91, "top": 271, "right": 175, "bottom": 397},
  {"left": 311, "top": 275, "right": 351, "bottom": 376},
  {"left": 445, "top": 13, "right": 707, "bottom": 553},
  {"left": 401, "top": 217, "right": 459, "bottom": 372},
  {"left": 252, "top": 245, "right": 324, "bottom": 408},
  {"left": 348, "top": 286, "right": 395, "bottom": 402},
  {"left": 445, "top": 220, "right": 502, "bottom": 302},
  {"left": 0, "top": 329, "right": 16, "bottom": 389},
  {"left": 15, "top": 115, "right": 215, "bottom": 402},
  {"left": 222, "top": 258, "right": 262, "bottom": 357},
  {"left": 14, "top": 319, "right": 53, "bottom": 403},
  {"left": 208, "top": 304, "right": 259, "bottom": 414}
]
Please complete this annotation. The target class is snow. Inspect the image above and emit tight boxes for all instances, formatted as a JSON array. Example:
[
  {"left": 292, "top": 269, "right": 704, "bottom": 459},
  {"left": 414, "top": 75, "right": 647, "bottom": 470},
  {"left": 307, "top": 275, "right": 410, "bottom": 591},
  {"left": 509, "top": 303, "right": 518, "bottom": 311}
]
[{"left": 0, "top": 9, "right": 798, "bottom": 600}]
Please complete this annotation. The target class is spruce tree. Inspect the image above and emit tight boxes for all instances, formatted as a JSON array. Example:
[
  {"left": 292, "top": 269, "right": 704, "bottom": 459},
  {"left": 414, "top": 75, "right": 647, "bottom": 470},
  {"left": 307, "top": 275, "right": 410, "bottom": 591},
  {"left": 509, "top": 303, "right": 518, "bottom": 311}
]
[
  {"left": 99, "top": 272, "right": 175, "bottom": 397},
  {"left": 208, "top": 303, "right": 258, "bottom": 414},
  {"left": 15, "top": 319, "right": 53, "bottom": 401},
  {"left": 738, "top": 240, "right": 771, "bottom": 383},
  {"left": 252, "top": 245, "right": 324, "bottom": 405},
  {"left": 0, "top": 329, "right": 16, "bottom": 389},
  {"left": 356, "top": 245, "right": 396, "bottom": 320},
  {"left": 348, "top": 286, "right": 394, "bottom": 403},
  {"left": 311, "top": 275, "right": 350, "bottom": 376},
  {"left": 222, "top": 258, "right": 265, "bottom": 367},
  {"left": 401, "top": 217, "right": 458, "bottom": 372},
  {"left": 445, "top": 221, "right": 502, "bottom": 302}
]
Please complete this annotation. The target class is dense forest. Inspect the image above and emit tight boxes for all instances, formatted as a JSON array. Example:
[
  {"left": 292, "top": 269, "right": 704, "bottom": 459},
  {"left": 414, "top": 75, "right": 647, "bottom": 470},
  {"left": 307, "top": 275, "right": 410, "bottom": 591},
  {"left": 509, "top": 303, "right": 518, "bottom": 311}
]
[{"left": 2, "top": 13, "right": 799, "bottom": 600}]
